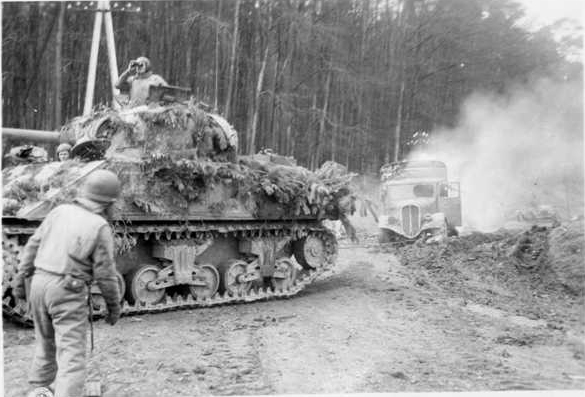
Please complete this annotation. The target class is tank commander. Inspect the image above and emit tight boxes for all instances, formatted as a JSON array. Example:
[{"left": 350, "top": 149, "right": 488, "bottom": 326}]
[
  {"left": 56, "top": 143, "right": 71, "bottom": 161},
  {"left": 115, "top": 56, "right": 168, "bottom": 107},
  {"left": 12, "top": 170, "right": 122, "bottom": 397}
]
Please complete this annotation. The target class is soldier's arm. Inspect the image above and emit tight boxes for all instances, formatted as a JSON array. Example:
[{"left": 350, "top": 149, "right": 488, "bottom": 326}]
[
  {"left": 115, "top": 66, "right": 135, "bottom": 93},
  {"left": 12, "top": 218, "right": 48, "bottom": 297},
  {"left": 153, "top": 74, "right": 168, "bottom": 87},
  {"left": 18, "top": 219, "right": 48, "bottom": 277},
  {"left": 92, "top": 225, "right": 121, "bottom": 313}
]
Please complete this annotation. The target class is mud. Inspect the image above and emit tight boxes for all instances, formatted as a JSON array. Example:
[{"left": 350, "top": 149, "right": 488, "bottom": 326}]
[{"left": 3, "top": 217, "right": 584, "bottom": 395}]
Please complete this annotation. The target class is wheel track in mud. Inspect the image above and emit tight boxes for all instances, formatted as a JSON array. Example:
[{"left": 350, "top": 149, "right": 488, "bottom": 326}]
[{"left": 2, "top": 221, "right": 337, "bottom": 327}]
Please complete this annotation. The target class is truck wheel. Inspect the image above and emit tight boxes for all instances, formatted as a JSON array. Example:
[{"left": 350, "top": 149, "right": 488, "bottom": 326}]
[{"left": 446, "top": 220, "right": 459, "bottom": 237}]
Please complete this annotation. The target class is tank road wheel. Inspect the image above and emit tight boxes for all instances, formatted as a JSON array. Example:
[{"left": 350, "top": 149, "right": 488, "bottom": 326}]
[
  {"left": 294, "top": 235, "right": 328, "bottom": 270},
  {"left": 115, "top": 271, "right": 126, "bottom": 300},
  {"left": 127, "top": 264, "right": 165, "bottom": 305},
  {"left": 271, "top": 257, "right": 298, "bottom": 292},
  {"left": 223, "top": 259, "right": 253, "bottom": 297},
  {"left": 189, "top": 264, "right": 220, "bottom": 300}
]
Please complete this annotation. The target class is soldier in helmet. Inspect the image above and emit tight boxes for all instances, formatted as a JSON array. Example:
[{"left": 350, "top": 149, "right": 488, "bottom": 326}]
[
  {"left": 115, "top": 56, "right": 168, "bottom": 107},
  {"left": 12, "top": 170, "right": 123, "bottom": 397},
  {"left": 56, "top": 143, "right": 72, "bottom": 161}
]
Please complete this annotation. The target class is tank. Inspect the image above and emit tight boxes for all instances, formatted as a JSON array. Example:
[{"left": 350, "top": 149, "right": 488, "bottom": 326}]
[{"left": 2, "top": 98, "right": 356, "bottom": 325}]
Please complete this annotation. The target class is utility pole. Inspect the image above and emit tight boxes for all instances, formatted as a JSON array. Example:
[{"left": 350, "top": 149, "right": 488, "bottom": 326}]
[
  {"left": 71, "top": 1, "right": 140, "bottom": 116},
  {"left": 83, "top": 0, "right": 120, "bottom": 115}
]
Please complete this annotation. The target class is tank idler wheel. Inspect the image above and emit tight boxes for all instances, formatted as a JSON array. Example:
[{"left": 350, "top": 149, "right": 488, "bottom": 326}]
[
  {"left": 127, "top": 264, "right": 165, "bottom": 306},
  {"left": 271, "top": 257, "right": 298, "bottom": 292},
  {"left": 223, "top": 259, "right": 254, "bottom": 297},
  {"left": 294, "top": 235, "right": 327, "bottom": 270},
  {"left": 189, "top": 264, "right": 220, "bottom": 300}
]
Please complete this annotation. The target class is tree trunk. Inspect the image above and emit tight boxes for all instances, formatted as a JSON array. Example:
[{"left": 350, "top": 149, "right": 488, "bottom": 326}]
[
  {"left": 309, "top": 92, "right": 318, "bottom": 169},
  {"left": 54, "top": 2, "right": 65, "bottom": 128},
  {"left": 224, "top": 0, "right": 241, "bottom": 119},
  {"left": 248, "top": 45, "right": 269, "bottom": 154},
  {"left": 24, "top": 7, "right": 58, "bottom": 117},
  {"left": 314, "top": 68, "right": 332, "bottom": 169},
  {"left": 393, "top": 78, "right": 406, "bottom": 162},
  {"left": 214, "top": 0, "right": 223, "bottom": 111},
  {"left": 270, "top": 46, "right": 280, "bottom": 151}
]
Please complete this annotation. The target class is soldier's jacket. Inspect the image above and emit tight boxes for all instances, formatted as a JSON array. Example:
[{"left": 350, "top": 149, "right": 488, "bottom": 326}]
[
  {"left": 18, "top": 202, "right": 121, "bottom": 312},
  {"left": 122, "top": 72, "right": 167, "bottom": 107}
]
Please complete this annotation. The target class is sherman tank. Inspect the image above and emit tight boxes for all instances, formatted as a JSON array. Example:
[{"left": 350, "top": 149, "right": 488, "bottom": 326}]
[{"left": 2, "top": 95, "right": 355, "bottom": 326}]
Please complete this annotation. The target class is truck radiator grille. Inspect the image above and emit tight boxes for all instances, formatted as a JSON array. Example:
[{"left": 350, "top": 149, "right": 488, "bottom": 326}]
[{"left": 401, "top": 205, "right": 420, "bottom": 236}]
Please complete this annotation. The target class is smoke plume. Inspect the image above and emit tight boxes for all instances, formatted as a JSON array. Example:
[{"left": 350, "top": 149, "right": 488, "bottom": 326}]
[{"left": 408, "top": 78, "right": 584, "bottom": 231}]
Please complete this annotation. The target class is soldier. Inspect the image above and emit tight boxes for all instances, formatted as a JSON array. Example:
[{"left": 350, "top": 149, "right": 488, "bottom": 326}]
[
  {"left": 56, "top": 143, "right": 72, "bottom": 161},
  {"left": 12, "top": 170, "right": 123, "bottom": 397},
  {"left": 115, "top": 56, "right": 168, "bottom": 107}
]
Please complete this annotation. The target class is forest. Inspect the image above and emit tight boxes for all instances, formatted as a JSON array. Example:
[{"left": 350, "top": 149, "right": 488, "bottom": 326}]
[{"left": 2, "top": 0, "right": 582, "bottom": 172}]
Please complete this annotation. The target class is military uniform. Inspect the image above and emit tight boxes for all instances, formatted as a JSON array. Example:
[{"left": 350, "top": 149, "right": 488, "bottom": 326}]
[
  {"left": 16, "top": 201, "right": 121, "bottom": 397},
  {"left": 125, "top": 73, "right": 167, "bottom": 107}
]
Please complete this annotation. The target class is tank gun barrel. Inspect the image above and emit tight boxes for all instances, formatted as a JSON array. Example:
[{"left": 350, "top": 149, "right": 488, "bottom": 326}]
[{"left": 2, "top": 128, "right": 60, "bottom": 143}]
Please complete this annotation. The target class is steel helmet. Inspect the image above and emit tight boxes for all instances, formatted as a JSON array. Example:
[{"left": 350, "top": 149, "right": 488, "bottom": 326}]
[
  {"left": 81, "top": 170, "right": 121, "bottom": 203},
  {"left": 56, "top": 143, "right": 72, "bottom": 153}
]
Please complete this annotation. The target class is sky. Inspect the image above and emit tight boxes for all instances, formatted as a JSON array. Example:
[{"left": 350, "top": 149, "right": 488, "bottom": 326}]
[{"left": 517, "top": 0, "right": 584, "bottom": 27}]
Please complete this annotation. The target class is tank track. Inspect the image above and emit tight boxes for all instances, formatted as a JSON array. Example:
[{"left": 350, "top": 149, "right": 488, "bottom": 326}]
[{"left": 3, "top": 221, "right": 337, "bottom": 326}]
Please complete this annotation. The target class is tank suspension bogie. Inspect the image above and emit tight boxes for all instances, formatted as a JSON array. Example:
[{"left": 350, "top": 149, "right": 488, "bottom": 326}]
[
  {"left": 141, "top": 238, "right": 221, "bottom": 300},
  {"left": 238, "top": 236, "right": 292, "bottom": 277},
  {"left": 271, "top": 257, "right": 301, "bottom": 291}
]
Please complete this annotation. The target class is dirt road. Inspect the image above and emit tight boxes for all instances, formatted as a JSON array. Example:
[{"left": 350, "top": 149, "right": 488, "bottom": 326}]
[{"left": 3, "top": 231, "right": 584, "bottom": 396}]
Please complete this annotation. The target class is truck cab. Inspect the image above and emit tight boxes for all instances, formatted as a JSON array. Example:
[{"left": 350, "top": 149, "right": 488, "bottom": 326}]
[{"left": 378, "top": 160, "right": 461, "bottom": 243}]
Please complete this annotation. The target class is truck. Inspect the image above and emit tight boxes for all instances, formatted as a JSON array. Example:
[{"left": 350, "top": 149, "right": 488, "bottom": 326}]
[{"left": 377, "top": 160, "right": 461, "bottom": 243}]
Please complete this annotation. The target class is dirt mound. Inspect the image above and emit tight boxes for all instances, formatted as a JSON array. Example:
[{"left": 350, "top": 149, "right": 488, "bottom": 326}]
[
  {"left": 397, "top": 229, "right": 519, "bottom": 271},
  {"left": 396, "top": 221, "right": 585, "bottom": 298},
  {"left": 548, "top": 219, "right": 585, "bottom": 295},
  {"left": 393, "top": 223, "right": 584, "bottom": 326}
]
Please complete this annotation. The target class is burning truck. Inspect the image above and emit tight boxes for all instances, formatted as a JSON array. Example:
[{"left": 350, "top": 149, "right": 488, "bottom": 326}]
[{"left": 377, "top": 160, "right": 461, "bottom": 243}]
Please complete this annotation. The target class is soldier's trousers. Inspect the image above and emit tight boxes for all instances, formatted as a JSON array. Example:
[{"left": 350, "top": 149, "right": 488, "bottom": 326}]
[{"left": 29, "top": 272, "right": 89, "bottom": 397}]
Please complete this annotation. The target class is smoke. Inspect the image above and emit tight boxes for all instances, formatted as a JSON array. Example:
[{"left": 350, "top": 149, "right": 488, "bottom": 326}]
[{"left": 408, "top": 78, "right": 584, "bottom": 231}]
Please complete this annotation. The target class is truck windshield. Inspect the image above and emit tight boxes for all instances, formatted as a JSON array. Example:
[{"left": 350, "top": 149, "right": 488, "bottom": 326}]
[{"left": 383, "top": 183, "right": 434, "bottom": 201}]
